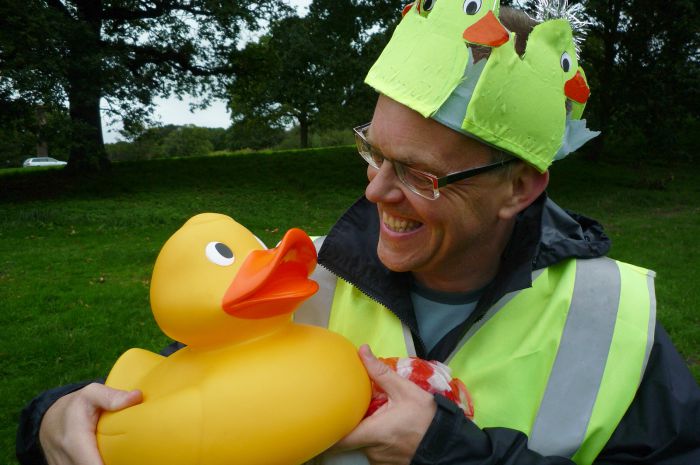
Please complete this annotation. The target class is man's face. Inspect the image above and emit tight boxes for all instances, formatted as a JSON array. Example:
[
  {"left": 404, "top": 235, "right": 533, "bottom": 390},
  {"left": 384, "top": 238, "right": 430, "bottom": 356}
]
[{"left": 365, "top": 95, "right": 514, "bottom": 288}]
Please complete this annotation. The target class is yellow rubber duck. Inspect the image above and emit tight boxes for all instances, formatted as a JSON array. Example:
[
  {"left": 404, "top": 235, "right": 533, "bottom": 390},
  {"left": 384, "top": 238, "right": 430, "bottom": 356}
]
[{"left": 96, "top": 213, "right": 371, "bottom": 465}]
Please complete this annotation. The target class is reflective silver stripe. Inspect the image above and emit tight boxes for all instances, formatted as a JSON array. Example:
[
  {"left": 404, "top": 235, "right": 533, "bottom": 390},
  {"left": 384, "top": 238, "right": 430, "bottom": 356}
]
[
  {"left": 641, "top": 271, "right": 657, "bottom": 382},
  {"left": 528, "top": 258, "right": 621, "bottom": 458},
  {"left": 403, "top": 323, "right": 417, "bottom": 357},
  {"left": 445, "top": 268, "right": 546, "bottom": 364},
  {"left": 293, "top": 237, "right": 337, "bottom": 328}
]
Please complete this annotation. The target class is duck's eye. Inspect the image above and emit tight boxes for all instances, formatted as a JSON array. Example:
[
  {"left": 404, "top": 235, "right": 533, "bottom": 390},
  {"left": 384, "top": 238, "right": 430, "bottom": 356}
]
[
  {"left": 418, "top": 0, "right": 435, "bottom": 16},
  {"left": 560, "top": 52, "right": 572, "bottom": 72},
  {"left": 205, "top": 242, "right": 235, "bottom": 267},
  {"left": 463, "top": 0, "right": 482, "bottom": 15}
]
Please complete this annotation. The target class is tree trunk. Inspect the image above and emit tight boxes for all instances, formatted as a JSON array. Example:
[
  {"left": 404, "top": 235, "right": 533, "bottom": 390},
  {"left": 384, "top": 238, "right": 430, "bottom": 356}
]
[
  {"left": 66, "top": 0, "right": 109, "bottom": 173},
  {"left": 35, "top": 106, "right": 48, "bottom": 156},
  {"left": 590, "top": 0, "right": 622, "bottom": 162},
  {"left": 67, "top": 80, "right": 108, "bottom": 172},
  {"left": 299, "top": 113, "right": 310, "bottom": 149}
]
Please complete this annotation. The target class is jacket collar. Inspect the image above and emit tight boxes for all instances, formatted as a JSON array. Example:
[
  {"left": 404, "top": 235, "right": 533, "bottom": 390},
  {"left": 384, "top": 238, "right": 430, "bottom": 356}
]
[{"left": 318, "top": 193, "right": 610, "bottom": 358}]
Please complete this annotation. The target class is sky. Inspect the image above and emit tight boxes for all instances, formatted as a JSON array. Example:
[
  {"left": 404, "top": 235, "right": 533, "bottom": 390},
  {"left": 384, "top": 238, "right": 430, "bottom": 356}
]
[{"left": 102, "top": 0, "right": 312, "bottom": 143}]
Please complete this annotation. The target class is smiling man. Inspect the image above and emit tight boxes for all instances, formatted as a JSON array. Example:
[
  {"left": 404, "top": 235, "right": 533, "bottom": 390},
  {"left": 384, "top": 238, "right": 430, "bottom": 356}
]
[
  {"left": 293, "top": 3, "right": 700, "bottom": 465},
  {"left": 17, "top": 4, "right": 700, "bottom": 465}
]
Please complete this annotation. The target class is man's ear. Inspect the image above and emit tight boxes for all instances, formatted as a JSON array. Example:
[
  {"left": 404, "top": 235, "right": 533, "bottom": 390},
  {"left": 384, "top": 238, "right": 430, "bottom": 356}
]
[{"left": 498, "top": 164, "right": 549, "bottom": 220}]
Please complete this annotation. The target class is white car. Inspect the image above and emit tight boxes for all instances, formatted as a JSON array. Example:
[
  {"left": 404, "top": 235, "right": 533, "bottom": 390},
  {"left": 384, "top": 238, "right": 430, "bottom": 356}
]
[{"left": 23, "top": 157, "right": 68, "bottom": 168}]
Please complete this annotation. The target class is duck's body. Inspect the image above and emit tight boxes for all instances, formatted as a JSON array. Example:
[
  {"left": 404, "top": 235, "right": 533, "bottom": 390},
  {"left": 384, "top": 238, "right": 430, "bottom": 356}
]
[
  {"left": 96, "top": 214, "right": 371, "bottom": 465},
  {"left": 99, "top": 324, "right": 367, "bottom": 465}
]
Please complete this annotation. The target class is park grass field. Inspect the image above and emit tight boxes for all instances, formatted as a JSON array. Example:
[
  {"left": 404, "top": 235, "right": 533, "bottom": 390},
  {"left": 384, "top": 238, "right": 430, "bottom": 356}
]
[{"left": 1, "top": 147, "right": 698, "bottom": 462}]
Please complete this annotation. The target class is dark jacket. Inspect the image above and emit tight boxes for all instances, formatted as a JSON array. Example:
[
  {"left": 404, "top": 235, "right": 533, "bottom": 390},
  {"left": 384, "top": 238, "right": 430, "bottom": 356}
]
[
  {"left": 317, "top": 194, "right": 700, "bottom": 465},
  {"left": 16, "top": 195, "right": 700, "bottom": 465}
]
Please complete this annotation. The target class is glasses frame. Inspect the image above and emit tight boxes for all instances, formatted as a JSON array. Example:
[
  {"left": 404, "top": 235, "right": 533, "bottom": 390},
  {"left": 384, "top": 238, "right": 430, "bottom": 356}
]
[{"left": 353, "top": 123, "right": 518, "bottom": 200}]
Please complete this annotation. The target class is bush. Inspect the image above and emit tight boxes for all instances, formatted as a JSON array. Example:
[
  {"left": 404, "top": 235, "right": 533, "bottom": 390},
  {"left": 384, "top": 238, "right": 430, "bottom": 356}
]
[
  {"left": 225, "top": 118, "right": 285, "bottom": 151},
  {"left": 162, "top": 126, "right": 213, "bottom": 158}
]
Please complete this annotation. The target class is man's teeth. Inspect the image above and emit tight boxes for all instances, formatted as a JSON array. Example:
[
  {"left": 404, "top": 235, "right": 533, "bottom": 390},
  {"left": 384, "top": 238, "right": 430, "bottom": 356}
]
[{"left": 383, "top": 212, "right": 421, "bottom": 233}]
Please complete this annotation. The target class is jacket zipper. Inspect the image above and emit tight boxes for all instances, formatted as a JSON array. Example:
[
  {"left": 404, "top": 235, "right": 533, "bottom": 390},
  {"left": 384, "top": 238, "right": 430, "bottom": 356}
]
[{"left": 319, "top": 263, "right": 430, "bottom": 357}]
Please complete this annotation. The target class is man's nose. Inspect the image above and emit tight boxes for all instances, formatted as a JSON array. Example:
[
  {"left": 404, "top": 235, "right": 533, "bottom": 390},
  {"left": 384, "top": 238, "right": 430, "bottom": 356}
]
[{"left": 365, "top": 160, "right": 404, "bottom": 203}]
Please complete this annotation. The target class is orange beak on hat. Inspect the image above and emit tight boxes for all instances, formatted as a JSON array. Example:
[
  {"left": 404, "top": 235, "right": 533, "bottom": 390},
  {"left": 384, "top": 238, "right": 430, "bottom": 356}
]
[
  {"left": 564, "top": 70, "right": 591, "bottom": 104},
  {"left": 462, "top": 11, "right": 510, "bottom": 47}
]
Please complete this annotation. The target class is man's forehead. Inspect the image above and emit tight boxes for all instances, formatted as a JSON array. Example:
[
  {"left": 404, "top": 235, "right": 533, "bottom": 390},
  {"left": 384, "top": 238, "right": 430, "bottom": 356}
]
[{"left": 369, "top": 97, "right": 492, "bottom": 167}]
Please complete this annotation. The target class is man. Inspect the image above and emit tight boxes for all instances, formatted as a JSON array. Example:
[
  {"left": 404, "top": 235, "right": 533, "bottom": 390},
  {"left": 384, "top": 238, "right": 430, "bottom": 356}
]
[{"left": 17, "top": 4, "right": 700, "bottom": 465}]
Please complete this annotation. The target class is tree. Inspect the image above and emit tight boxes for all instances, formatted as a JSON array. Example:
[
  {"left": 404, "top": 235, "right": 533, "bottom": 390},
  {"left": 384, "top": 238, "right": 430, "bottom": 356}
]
[
  {"left": 162, "top": 125, "right": 214, "bottom": 158},
  {"left": 501, "top": 0, "right": 699, "bottom": 161},
  {"left": 225, "top": 118, "right": 285, "bottom": 151},
  {"left": 0, "top": 0, "right": 283, "bottom": 172},
  {"left": 228, "top": 0, "right": 406, "bottom": 149},
  {"left": 228, "top": 16, "right": 334, "bottom": 149}
]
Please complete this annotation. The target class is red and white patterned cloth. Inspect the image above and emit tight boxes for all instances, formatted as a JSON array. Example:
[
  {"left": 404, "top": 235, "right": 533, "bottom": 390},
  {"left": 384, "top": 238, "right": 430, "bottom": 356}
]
[{"left": 365, "top": 357, "right": 474, "bottom": 419}]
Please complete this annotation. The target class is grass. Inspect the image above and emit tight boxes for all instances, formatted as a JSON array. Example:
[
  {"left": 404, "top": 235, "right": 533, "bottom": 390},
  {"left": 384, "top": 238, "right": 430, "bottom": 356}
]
[{"left": 1, "top": 148, "right": 698, "bottom": 463}]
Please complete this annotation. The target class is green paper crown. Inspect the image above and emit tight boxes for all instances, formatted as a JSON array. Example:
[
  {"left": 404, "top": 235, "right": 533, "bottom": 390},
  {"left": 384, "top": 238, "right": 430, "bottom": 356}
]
[{"left": 365, "top": 1, "right": 599, "bottom": 171}]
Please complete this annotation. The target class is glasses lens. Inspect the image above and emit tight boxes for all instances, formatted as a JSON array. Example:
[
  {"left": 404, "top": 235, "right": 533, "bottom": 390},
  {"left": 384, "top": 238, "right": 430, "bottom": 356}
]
[
  {"left": 355, "top": 128, "right": 383, "bottom": 169},
  {"left": 395, "top": 163, "right": 438, "bottom": 200}
]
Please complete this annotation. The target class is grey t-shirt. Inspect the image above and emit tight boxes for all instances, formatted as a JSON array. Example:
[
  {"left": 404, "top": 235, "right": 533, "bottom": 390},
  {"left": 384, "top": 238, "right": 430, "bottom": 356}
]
[{"left": 411, "top": 281, "right": 483, "bottom": 354}]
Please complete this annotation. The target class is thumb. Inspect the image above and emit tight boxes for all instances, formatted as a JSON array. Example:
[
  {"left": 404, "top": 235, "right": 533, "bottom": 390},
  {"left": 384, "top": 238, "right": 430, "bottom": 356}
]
[
  {"left": 82, "top": 383, "right": 143, "bottom": 412},
  {"left": 359, "top": 345, "right": 405, "bottom": 397}
]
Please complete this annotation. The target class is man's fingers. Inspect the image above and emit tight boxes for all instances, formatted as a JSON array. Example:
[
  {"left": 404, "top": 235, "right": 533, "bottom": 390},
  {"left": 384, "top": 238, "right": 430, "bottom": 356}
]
[
  {"left": 80, "top": 383, "right": 143, "bottom": 412},
  {"left": 359, "top": 344, "right": 410, "bottom": 398}
]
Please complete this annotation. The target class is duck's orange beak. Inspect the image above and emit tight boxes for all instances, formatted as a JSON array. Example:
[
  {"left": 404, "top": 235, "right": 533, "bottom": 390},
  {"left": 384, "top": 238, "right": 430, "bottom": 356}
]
[
  {"left": 402, "top": 2, "right": 414, "bottom": 17},
  {"left": 222, "top": 228, "right": 319, "bottom": 319},
  {"left": 463, "top": 11, "right": 509, "bottom": 47},
  {"left": 564, "top": 70, "right": 591, "bottom": 104}
]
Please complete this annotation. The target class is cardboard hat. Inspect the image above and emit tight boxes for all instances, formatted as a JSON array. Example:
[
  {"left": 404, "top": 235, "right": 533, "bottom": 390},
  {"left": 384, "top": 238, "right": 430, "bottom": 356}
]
[{"left": 365, "top": 0, "right": 599, "bottom": 172}]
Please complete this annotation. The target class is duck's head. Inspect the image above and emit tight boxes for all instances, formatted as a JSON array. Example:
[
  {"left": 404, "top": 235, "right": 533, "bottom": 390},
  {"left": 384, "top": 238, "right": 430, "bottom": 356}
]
[
  {"left": 403, "top": 0, "right": 503, "bottom": 37},
  {"left": 464, "top": 15, "right": 590, "bottom": 104},
  {"left": 150, "top": 214, "right": 319, "bottom": 347},
  {"left": 524, "top": 20, "right": 590, "bottom": 104}
]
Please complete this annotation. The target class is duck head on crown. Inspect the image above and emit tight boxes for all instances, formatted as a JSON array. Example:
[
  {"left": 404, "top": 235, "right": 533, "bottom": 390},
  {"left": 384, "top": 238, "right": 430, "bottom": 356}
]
[{"left": 365, "top": 0, "right": 504, "bottom": 118}]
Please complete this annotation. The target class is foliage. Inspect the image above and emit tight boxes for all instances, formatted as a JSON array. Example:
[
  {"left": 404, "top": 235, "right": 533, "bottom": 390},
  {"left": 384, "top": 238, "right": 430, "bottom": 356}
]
[
  {"left": 227, "top": 0, "right": 403, "bottom": 149},
  {"left": 1, "top": 0, "right": 698, "bottom": 168},
  {"left": 161, "top": 126, "right": 214, "bottom": 159},
  {"left": 101, "top": 122, "right": 352, "bottom": 159},
  {"left": 0, "top": 0, "right": 285, "bottom": 172},
  {"left": 106, "top": 125, "right": 227, "bottom": 161},
  {"left": 274, "top": 126, "right": 355, "bottom": 150},
  {"left": 515, "top": 0, "right": 700, "bottom": 161},
  {"left": 225, "top": 117, "right": 286, "bottom": 151},
  {"left": 0, "top": 108, "right": 73, "bottom": 167}
]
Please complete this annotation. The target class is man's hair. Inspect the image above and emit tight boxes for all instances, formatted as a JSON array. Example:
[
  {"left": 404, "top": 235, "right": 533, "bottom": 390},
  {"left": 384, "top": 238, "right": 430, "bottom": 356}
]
[
  {"left": 500, "top": 7, "right": 537, "bottom": 56},
  {"left": 471, "top": 7, "right": 537, "bottom": 60},
  {"left": 488, "top": 146, "right": 520, "bottom": 179}
]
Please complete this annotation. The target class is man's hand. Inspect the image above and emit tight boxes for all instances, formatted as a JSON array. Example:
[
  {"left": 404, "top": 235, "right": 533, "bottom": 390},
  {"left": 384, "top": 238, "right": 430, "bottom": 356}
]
[
  {"left": 334, "top": 345, "right": 437, "bottom": 465},
  {"left": 39, "top": 383, "right": 142, "bottom": 465}
]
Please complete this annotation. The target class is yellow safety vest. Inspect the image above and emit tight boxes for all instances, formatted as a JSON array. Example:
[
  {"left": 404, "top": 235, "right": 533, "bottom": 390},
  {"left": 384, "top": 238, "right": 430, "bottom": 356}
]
[{"left": 298, "top": 255, "right": 656, "bottom": 465}]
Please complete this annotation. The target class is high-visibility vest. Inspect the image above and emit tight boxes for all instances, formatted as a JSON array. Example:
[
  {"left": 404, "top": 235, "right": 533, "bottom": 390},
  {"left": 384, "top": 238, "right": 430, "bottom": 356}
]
[{"left": 297, "top": 252, "right": 656, "bottom": 465}]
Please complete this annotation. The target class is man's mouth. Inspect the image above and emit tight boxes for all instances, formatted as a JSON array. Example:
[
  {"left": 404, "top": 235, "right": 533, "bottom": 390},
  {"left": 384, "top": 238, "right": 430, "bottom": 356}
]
[{"left": 383, "top": 211, "right": 422, "bottom": 233}]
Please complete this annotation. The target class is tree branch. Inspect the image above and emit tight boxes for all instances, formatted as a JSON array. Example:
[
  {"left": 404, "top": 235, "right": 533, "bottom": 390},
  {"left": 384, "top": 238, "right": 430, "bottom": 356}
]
[
  {"left": 108, "top": 41, "right": 235, "bottom": 76},
  {"left": 45, "top": 0, "right": 75, "bottom": 20},
  {"left": 103, "top": 0, "right": 210, "bottom": 21},
  {"left": 103, "top": 0, "right": 169, "bottom": 21}
]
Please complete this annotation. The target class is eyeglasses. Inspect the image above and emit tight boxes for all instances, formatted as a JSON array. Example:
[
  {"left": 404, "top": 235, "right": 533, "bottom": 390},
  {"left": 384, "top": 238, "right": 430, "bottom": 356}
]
[{"left": 353, "top": 123, "right": 517, "bottom": 200}]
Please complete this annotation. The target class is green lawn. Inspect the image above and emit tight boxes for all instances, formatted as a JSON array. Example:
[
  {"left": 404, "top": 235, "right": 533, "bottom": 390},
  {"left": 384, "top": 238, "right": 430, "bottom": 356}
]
[{"left": 1, "top": 148, "right": 698, "bottom": 463}]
